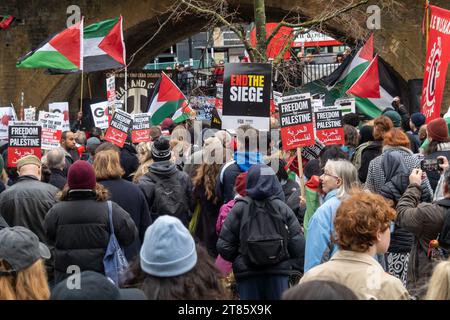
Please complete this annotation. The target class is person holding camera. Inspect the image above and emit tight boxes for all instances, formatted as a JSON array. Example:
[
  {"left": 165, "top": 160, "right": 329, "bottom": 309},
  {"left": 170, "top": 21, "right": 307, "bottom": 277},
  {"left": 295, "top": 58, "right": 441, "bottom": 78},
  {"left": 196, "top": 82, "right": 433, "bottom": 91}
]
[
  {"left": 396, "top": 155, "right": 450, "bottom": 298},
  {"left": 423, "top": 118, "right": 450, "bottom": 192}
]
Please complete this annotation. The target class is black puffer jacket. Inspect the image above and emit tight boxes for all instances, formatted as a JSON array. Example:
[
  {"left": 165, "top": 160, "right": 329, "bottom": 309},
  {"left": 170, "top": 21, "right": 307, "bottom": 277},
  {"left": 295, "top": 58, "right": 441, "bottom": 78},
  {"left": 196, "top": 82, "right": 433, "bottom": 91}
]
[
  {"left": 44, "top": 191, "right": 138, "bottom": 284},
  {"left": 138, "top": 160, "right": 194, "bottom": 225},
  {"left": 217, "top": 164, "right": 305, "bottom": 280}
]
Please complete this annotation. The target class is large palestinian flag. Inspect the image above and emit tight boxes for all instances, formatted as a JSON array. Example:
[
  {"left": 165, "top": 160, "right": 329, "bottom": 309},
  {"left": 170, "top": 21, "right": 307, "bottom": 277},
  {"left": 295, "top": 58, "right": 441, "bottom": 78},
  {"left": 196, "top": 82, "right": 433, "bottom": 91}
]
[
  {"left": 346, "top": 55, "right": 395, "bottom": 118},
  {"left": 148, "top": 72, "right": 188, "bottom": 125},
  {"left": 83, "top": 16, "right": 125, "bottom": 72},
  {"left": 324, "top": 34, "right": 397, "bottom": 118},
  {"left": 17, "top": 19, "right": 83, "bottom": 70},
  {"left": 47, "top": 17, "right": 126, "bottom": 74}
]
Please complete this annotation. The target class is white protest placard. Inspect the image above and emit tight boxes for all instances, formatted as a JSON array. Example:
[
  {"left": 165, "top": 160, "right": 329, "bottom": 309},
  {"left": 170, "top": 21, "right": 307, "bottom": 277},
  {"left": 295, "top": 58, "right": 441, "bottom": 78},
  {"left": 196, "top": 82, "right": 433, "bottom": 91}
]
[
  {"left": 24, "top": 107, "right": 36, "bottom": 121},
  {"left": 38, "top": 111, "right": 64, "bottom": 150},
  {"left": 0, "top": 106, "right": 18, "bottom": 140},
  {"left": 106, "top": 75, "right": 117, "bottom": 111},
  {"left": 90, "top": 101, "right": 109, "bottom": 130},
  {"left": 49, "top": 102, "right": 70, "bottom": 131}
]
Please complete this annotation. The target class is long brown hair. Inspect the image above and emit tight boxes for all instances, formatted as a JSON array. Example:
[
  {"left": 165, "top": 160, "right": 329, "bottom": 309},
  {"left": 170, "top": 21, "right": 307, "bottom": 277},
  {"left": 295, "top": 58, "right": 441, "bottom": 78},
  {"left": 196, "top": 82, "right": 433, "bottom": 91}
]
[
  {"left": 122, "top": 245, "right": 230, "bottom": 300},
  {"left": 58, "top": 183, "right": 109, "bottom": 201},
  {"left": 192, "top": 144, "right": 227, "bottom": 204},
  {"left": 93, "top": 150, "right": 125, "bottom": 180},
  {"left": 0, "top": 259, "right": 50, "bottom": 300}
]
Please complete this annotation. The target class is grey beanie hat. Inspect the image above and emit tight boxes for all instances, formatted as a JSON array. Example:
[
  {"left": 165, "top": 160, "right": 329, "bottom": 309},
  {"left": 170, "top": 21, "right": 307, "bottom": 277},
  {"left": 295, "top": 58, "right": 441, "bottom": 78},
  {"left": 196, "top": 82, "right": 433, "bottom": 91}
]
[{"left": 140, "top": 215, "right": 197, "bottom": 277}]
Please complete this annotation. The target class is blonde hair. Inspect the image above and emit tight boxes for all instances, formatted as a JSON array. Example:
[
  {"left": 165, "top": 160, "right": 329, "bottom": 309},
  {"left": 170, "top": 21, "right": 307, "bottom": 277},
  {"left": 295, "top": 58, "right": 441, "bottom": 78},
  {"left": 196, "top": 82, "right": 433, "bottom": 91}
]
[
  {"left": 136, "top": 142, "right": 152, "bottom": 164},
  {"left": 324, "top": 159, "right": 359, "bottom": 199},
  {"left": 0, "top": 259, "right": 50, "bottom": 300},
  {"left": 133, "top": 159, "right": 153, "bottom": 183},
  {"left": 424, "top": 259, "right": 450, "bottom": 300},
  {"left": 93, "top": 150, "right": 125, "bottom": 180}
]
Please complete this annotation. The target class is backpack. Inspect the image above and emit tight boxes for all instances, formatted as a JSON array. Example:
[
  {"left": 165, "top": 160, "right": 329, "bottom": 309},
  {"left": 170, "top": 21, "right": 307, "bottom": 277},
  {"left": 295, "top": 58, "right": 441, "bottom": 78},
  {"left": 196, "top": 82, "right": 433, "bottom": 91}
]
[
  {"left": 103, "top": 201, "right": 128, "bottom": 286},
  {"left": 146, "top": 171, "right": 189, "bottom": 224},
  {"left": 239, "top": 196, "right": 290, "bottom": 267}
]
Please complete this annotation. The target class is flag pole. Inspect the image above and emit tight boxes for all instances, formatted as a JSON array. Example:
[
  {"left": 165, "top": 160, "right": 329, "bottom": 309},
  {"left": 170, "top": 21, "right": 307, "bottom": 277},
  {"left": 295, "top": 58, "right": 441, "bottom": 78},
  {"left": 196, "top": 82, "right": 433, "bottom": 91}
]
[
  {"left": 296, "top": 147, "right": 305, "bottom": 199},
  {"left": 124, "top": 65, "right": 128, "bottom": 112},
  {"left": 80, "top": 71, "right": 84, "bottom": 112}
]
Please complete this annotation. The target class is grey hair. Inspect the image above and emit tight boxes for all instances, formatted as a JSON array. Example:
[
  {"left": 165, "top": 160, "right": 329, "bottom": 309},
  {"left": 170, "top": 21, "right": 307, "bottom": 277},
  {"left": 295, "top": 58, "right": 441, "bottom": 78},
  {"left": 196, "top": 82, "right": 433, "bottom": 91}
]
[
  {"left": 46, "top": 148, "right": 66, "bottom": 170},
  {"left": 75, "top": 130, "right": 87, "bottom": 145},
  {"left": 324, "top": 159, "right": 359, "bottom": 199}
]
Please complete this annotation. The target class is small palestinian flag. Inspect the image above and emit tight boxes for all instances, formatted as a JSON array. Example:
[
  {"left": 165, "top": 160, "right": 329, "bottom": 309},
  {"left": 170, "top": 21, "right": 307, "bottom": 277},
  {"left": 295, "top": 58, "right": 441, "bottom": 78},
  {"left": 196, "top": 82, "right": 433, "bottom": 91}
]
[
  {"left": 148, "top": 72, "right": 188, "bottom": 125},
  {"left": 172, "top": 102, "right": 193, "bottom": 123},
  {"left": 17, "top": 19, "right": 83, "bottom": 70}
]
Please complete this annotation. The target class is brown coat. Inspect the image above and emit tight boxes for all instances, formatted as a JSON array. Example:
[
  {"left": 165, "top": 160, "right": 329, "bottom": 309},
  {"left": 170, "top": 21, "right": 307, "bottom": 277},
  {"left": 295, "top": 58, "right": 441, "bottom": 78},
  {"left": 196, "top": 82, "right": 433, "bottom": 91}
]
[
  {"left": 396, "top": 183, "right": 447, "bottom": 297},
  {"left": 300, "top": 250, "right": 410, "bottom": 300}
]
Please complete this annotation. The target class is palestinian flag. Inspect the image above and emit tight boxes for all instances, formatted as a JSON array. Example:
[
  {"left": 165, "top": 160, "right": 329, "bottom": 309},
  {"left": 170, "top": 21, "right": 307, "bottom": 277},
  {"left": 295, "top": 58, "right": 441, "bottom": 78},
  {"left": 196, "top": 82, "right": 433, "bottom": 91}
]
[
  {"left": 172, "top": 102, "right": 193, "bottom": 123},
  {"left": 346, "top": 55, "right": 395, "bottom": 118},
  {"left": 148, "top": 72, "right": 187, "bottom": 125},
  {"left": 83, "top": 16, "right": 125, "bottom": 72},
  {"left": 325, "top": 34, "right": 396, "bottom": 118},
  {"left": 17, "top": 19, "right": 83, "bottom": 70}
]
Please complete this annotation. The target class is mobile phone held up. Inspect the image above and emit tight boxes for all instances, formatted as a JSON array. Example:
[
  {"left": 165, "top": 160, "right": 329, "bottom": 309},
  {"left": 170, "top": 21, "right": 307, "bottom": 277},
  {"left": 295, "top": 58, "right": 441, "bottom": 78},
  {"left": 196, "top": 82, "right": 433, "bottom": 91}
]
[{"left": 420, "top": 158, "right": 444, "bottom": 172}]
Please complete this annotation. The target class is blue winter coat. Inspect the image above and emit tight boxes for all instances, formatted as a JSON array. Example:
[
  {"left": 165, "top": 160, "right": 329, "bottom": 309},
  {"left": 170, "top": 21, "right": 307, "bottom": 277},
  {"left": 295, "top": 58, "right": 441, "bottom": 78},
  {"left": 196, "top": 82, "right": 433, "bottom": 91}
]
[{"left": 304, "top": 189, "right": 340, "bottom": 273}]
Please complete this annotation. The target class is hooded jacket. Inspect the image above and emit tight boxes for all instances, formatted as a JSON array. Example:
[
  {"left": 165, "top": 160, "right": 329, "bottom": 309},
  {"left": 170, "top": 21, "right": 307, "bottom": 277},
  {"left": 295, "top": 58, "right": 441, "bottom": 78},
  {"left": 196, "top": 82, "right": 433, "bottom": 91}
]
[
  {"left": 216, "top": 164, "right": 305, "bottom": 279},
  {"left": 366, "top": 146, "right": 433, "bottom": 253},
  {"left": 138, "top": 160, "right": 193, "bottom": 225},
  {"left": 215, "top": 152, "right": 263, "bottom": 203}
]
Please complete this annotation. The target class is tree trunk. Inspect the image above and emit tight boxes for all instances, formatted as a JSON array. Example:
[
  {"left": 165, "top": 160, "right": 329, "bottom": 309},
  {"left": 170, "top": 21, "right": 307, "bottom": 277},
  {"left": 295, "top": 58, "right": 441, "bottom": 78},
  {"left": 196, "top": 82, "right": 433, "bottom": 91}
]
[{"left": 253, "top": 0, "right": 267, "bottom": 62}]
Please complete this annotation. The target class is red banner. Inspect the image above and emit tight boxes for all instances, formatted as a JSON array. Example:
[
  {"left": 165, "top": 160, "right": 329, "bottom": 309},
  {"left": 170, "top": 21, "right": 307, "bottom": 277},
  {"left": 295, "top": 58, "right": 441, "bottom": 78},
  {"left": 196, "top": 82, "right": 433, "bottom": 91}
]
[
  {"left": 421, "top": 5, "right": 450, "bottom": 123},
  {"left": 250, "top": 23, "right": 294, "bottom": 60}
]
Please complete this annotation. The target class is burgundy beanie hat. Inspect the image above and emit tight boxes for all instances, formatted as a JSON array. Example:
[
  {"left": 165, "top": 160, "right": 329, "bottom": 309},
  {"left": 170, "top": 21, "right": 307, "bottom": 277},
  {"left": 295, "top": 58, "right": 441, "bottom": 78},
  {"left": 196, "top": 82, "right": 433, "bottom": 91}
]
[
  {"left": 427, "top": 118, "right": 449, "bottom": 142},
  {"left": 68, "top": 160, "right": 96, "bottom": 190}
]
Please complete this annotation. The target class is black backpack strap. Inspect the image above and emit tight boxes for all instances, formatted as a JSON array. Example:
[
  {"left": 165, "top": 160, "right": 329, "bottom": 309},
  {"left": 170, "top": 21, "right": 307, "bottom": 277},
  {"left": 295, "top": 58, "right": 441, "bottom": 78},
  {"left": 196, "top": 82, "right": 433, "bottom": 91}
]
[{"left": 237, "top": 196, "right": 253, "bottom": 255}]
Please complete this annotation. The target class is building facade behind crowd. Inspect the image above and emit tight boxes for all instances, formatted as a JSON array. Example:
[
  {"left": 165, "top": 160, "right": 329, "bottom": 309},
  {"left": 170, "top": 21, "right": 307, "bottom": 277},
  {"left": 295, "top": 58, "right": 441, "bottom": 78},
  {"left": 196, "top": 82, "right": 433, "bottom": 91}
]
[{"left": 2, "top": 100, "right": 450, "bottom": 301}]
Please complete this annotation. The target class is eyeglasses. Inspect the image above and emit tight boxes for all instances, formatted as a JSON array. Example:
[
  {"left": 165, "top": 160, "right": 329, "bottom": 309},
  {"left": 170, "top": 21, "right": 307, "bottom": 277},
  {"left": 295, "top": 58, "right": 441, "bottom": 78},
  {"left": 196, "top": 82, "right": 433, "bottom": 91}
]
[{"left": 322, "top": 172, "right": 340, "bottom": 180}]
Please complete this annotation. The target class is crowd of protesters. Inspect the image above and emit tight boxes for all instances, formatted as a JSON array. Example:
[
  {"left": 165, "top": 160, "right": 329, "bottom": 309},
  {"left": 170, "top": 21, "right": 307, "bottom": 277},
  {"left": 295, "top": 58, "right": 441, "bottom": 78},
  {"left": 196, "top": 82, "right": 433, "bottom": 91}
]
[{"left": 1, "top": 96, "right": 450, "bottom": 301}]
